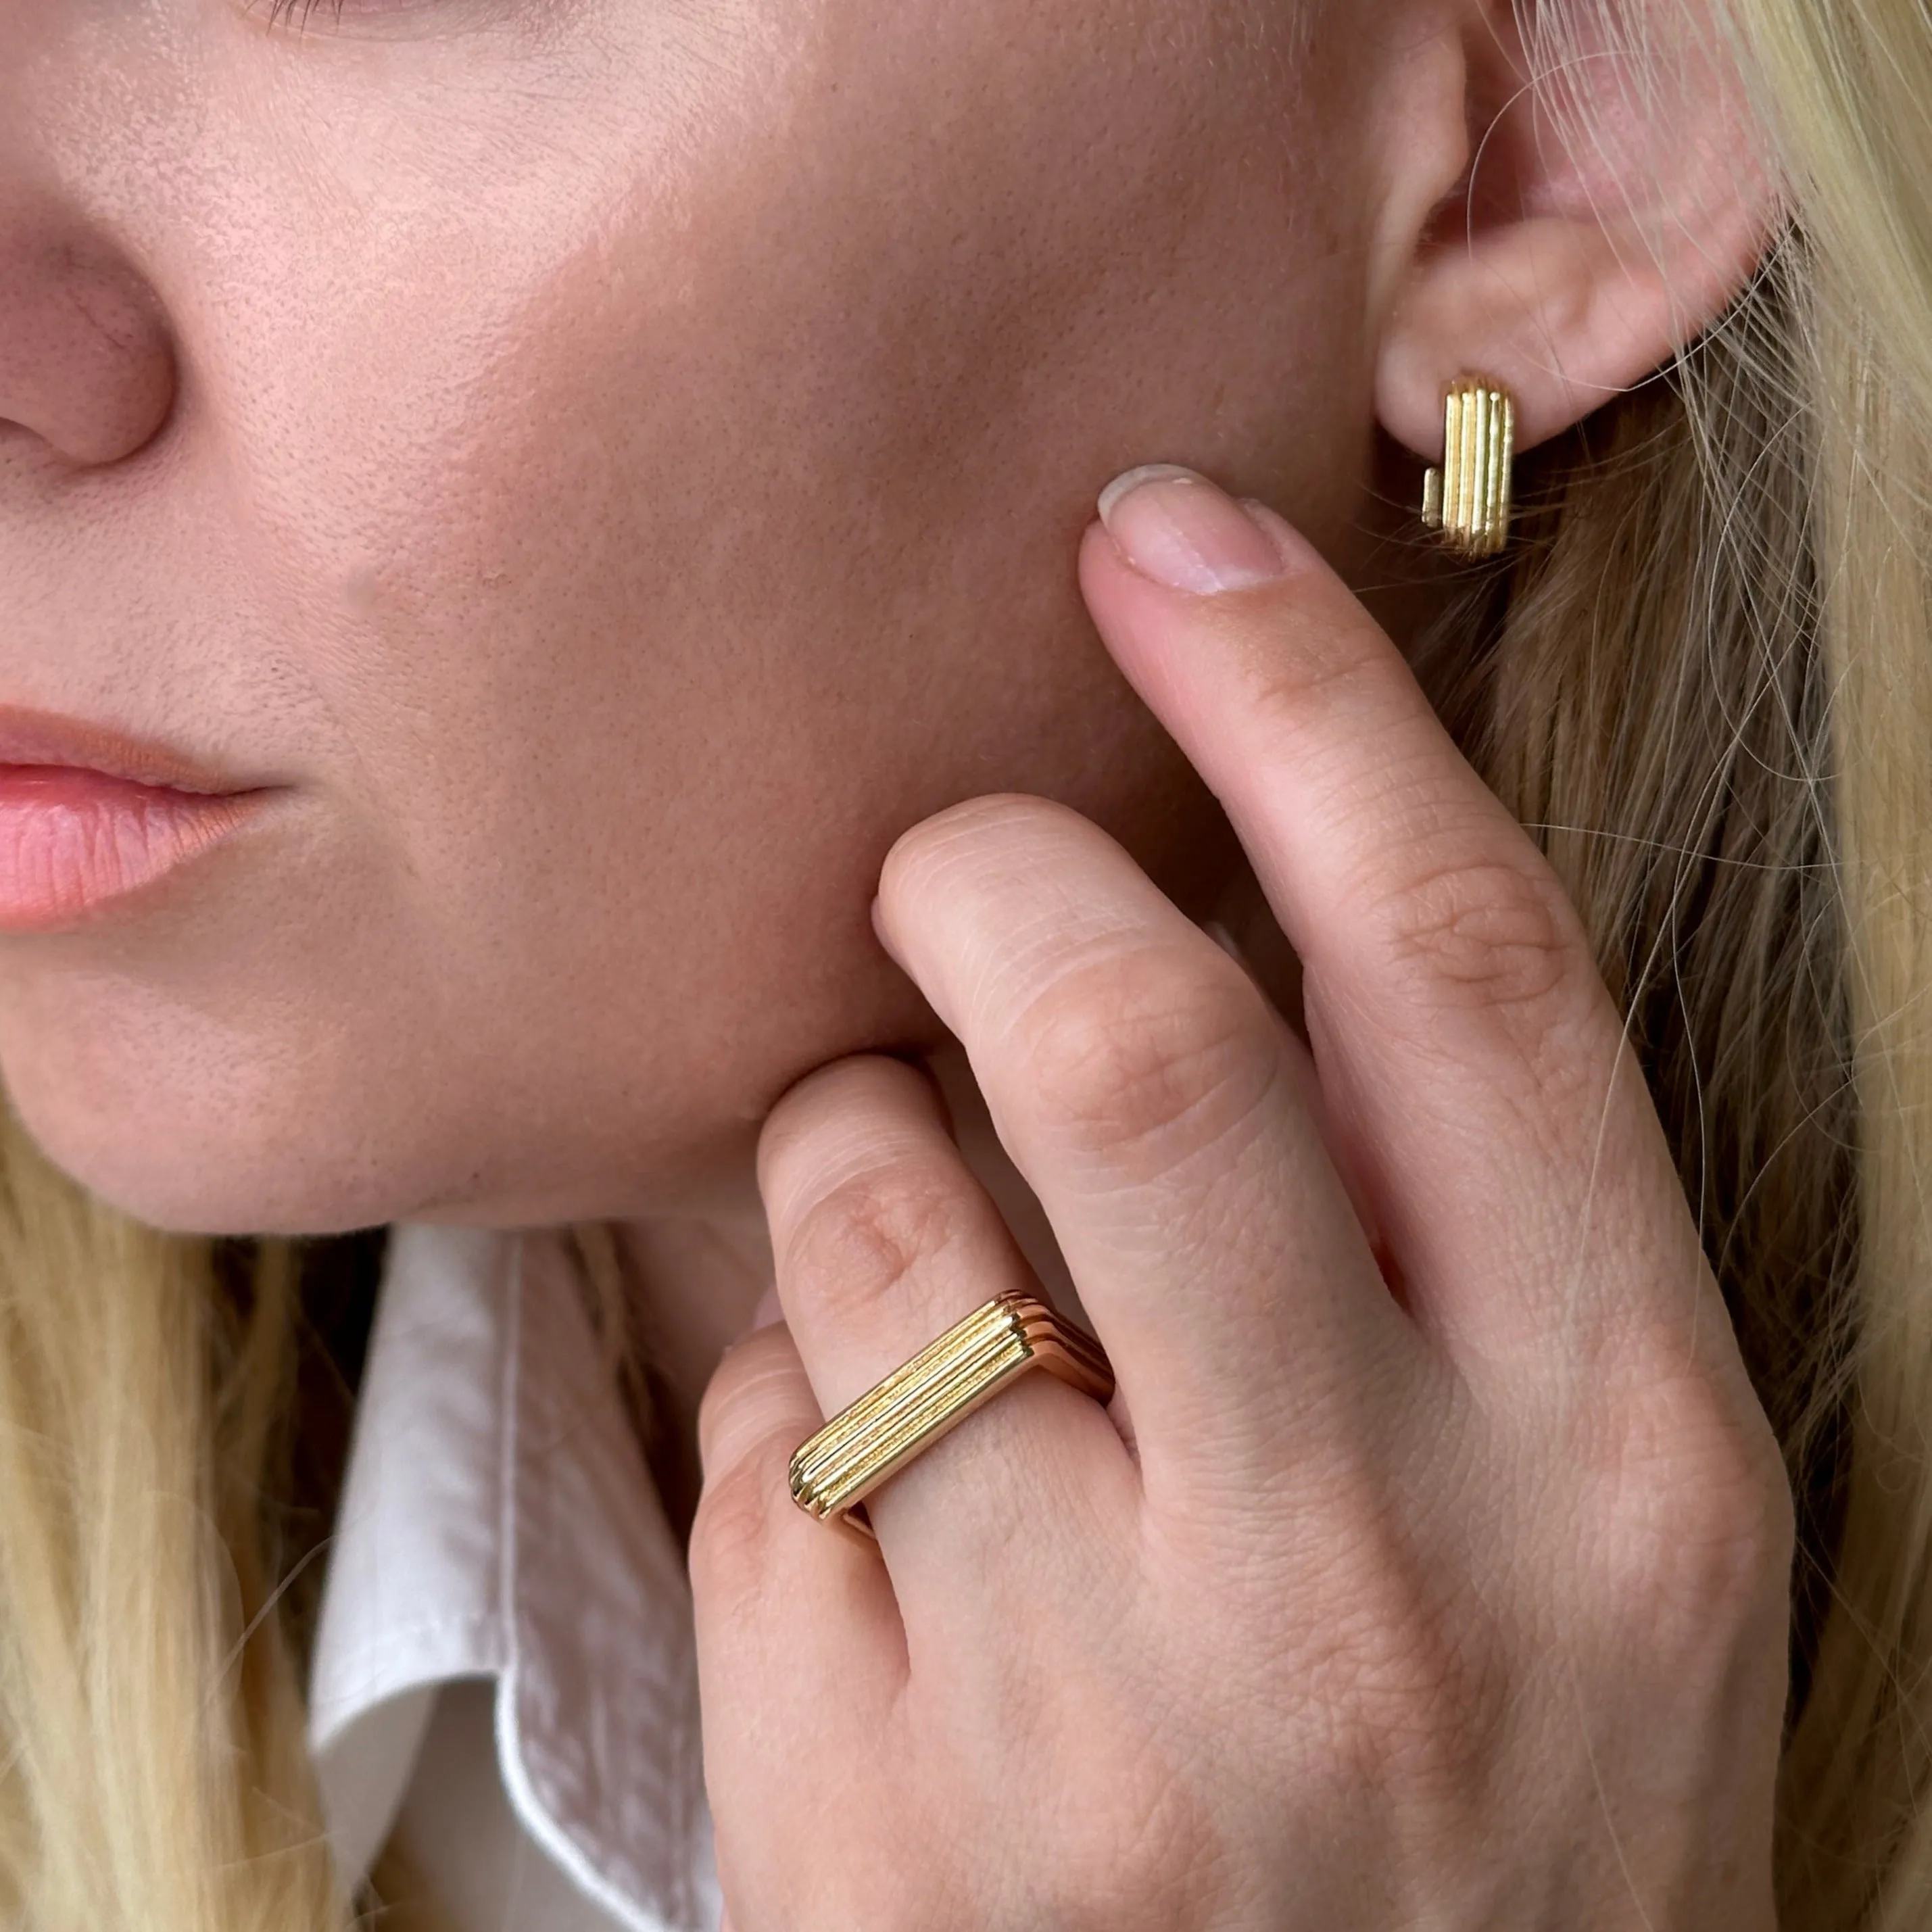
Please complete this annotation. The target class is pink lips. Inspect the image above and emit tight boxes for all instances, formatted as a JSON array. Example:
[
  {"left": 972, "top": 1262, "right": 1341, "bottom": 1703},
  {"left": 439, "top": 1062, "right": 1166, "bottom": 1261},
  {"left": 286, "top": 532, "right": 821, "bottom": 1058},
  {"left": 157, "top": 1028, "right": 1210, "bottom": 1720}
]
[{"left": 0, "top": 708, "right": 272, "bottom": 932}]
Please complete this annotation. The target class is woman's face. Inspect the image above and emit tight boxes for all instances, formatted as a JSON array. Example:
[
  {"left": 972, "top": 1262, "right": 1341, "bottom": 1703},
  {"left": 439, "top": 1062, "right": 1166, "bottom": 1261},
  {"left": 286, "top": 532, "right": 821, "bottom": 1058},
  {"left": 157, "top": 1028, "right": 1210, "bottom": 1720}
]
[{"left": 1, "top": 0, "right": 1408, "bottom": 1235}]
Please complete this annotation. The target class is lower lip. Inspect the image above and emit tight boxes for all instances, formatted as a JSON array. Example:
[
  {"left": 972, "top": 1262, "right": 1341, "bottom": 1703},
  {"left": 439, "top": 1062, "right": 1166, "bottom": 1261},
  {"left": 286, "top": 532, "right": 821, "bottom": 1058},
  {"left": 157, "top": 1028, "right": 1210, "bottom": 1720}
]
[{"left": 0, "top": 766, "right": 266, "bottom": 932}]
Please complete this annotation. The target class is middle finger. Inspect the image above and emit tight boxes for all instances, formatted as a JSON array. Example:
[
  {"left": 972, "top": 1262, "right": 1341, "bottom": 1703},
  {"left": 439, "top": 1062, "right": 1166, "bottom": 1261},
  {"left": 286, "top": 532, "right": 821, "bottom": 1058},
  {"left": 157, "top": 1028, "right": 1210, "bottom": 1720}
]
[{"left": 872, "top": 794, "right": 1420, "bottom": 1511}]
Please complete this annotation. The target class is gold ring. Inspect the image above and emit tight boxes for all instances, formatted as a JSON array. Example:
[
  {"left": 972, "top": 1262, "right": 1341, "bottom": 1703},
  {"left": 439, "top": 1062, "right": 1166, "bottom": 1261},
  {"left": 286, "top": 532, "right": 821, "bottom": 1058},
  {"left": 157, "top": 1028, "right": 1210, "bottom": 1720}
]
[{"left": 788, "top": 1290, "right": 1115, "bottom": 1532}]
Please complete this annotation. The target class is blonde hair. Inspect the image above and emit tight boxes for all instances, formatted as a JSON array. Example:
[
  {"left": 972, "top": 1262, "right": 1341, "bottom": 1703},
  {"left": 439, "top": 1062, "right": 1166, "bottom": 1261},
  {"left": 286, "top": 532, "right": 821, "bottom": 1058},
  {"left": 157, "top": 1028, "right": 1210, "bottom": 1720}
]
[
  {"left": 0, "top": 1128, "right": 341, "bottom": 1927},
  {"left": 2, "top": 0, "right": 1931, "bottom": 1923}
]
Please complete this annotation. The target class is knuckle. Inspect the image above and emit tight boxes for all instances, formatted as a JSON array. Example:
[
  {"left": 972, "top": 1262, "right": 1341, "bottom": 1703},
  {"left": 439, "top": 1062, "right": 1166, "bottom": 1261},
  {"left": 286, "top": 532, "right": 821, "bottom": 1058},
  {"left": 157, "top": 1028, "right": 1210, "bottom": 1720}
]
[
  {"left": 689, "top": 1447, "right": 786, "bottom": 1605},
  {"left": 1370, "top": 847, "right": 1586, "bottom": 1038},
  {"left": 1015, "top": 944, "right": 1282, "bottom": 1174},
  {"left": 1599, "top": 1368, "right": 1795, "bottom": 1633},
  {"left": 781, "top": 1158, "right": 975, "bottom": 1326}
]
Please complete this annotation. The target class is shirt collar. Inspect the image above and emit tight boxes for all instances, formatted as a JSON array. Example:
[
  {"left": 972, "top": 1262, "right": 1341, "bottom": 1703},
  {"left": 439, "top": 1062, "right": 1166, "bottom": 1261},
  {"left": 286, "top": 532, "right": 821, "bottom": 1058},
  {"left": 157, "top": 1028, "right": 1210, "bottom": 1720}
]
[{"left": 306, "top": 1222, "right": 717, "bottom": 1931}]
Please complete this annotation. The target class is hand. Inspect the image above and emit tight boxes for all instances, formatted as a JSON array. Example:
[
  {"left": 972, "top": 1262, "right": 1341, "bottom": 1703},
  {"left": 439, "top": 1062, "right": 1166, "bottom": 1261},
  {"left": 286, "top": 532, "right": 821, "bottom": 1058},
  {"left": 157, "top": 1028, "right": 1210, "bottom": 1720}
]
[{"left": 692, "top": 467, "right": 1792, "bottom": 1931}]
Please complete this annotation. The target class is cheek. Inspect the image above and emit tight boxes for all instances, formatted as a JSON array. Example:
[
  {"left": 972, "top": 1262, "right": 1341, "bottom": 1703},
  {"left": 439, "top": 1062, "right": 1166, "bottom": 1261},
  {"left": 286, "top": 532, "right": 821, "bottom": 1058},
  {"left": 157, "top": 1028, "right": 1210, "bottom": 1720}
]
[
  {"left": 394, "top": 0, "right": 1376, "bottom": 947},
  {"left": 0, "top": 0, "right": 1371, "bottom": 1234}
]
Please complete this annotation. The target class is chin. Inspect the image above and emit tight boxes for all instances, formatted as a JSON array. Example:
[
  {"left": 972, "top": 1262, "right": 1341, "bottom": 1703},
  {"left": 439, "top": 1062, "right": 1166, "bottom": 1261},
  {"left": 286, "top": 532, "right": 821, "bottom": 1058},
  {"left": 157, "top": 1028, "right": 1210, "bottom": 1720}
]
[
  {"left": 0, "top": 1048, "right": 418, "bottom": 1238},
  {"left": 11, "top": 1104, "right": 387, "bottom": 1239},
  {"left": 0, "top": 1036, "right": 761, "bottom": 1240}
]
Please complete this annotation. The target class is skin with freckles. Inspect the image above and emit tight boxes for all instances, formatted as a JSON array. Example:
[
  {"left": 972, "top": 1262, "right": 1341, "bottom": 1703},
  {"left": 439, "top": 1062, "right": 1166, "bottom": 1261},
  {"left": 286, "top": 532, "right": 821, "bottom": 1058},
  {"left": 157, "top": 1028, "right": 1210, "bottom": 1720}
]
[
  {"left": 0, "top": 0, "right": 1415, "bottom": 1236},
  {"left": 0, "top": 0, "right": 1765, "bottom": 1247}
]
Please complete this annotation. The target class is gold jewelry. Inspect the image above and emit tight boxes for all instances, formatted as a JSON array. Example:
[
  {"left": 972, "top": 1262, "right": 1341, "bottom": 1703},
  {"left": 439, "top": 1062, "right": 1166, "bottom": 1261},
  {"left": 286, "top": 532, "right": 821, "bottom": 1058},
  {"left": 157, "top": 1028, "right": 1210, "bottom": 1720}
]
[
  {"left": 789, "top": 1291, "right": 1115, "bottom": 1532},
  {"left": 1421, "top": 377, "right": 1514, "bottom": 557}
]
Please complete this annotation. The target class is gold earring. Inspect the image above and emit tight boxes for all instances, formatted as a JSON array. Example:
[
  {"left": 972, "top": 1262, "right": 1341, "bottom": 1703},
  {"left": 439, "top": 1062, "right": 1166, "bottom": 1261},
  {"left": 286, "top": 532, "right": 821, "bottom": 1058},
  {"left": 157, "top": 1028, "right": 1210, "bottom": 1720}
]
[{"left": 1420, "top": 377, "right": 1514, "bottom": 557}]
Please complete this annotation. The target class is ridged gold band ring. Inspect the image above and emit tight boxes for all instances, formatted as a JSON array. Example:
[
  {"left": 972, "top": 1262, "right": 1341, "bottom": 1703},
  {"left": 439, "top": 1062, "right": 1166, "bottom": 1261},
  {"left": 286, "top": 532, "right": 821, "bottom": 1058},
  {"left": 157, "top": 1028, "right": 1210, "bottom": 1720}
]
[{"left": 788, "top": 1290, "right": 1115, "bottom": 1532}]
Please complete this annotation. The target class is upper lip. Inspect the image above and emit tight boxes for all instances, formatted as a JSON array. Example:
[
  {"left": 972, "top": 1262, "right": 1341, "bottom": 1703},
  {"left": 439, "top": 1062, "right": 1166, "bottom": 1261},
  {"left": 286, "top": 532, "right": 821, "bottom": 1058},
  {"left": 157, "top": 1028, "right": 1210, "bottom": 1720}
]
[{"left": 0, "top": 704, "right": 265, "bottom": 796}]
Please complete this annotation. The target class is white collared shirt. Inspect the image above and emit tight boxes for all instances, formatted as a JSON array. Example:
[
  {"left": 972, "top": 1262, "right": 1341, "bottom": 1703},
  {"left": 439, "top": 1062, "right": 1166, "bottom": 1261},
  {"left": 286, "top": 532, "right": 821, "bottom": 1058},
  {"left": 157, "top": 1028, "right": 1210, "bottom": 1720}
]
[{"left": 306, "top": 1222, "right": 719, "bottom": 1932}]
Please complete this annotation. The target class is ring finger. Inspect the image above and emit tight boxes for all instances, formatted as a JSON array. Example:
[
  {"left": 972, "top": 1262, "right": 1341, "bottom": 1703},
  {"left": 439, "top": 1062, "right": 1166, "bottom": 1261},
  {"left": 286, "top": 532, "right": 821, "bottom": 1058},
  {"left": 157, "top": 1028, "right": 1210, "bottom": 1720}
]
[{"left": 758, "top": 1053, "right": 1137, "bottom": 1610}]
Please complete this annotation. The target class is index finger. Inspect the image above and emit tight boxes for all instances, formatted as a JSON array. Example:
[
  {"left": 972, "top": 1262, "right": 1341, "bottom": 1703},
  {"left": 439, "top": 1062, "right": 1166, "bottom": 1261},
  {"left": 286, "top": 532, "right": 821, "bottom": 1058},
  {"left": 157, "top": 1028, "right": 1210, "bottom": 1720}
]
[{"left": 1079, "top": 466, "right": 1707, "bottom": 1365}]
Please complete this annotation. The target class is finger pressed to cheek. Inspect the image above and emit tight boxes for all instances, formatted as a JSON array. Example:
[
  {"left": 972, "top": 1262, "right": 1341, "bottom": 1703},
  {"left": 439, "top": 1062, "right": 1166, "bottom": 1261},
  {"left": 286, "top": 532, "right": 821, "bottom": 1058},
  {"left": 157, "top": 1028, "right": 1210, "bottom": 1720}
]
[
  {"left": 1080, "top": 466, "right": 1699, "bottom": 1372},
  {"left": 873, "top": 792, "right": 1411, "bottom": 1510}
]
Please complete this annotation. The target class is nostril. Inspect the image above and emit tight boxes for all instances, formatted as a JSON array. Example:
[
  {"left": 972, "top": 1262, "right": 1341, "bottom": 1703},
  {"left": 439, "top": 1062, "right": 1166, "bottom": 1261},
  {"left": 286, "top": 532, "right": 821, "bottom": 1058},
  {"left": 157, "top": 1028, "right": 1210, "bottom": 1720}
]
[{"left": 0, "top": 242, "right": 178, "bottom": 469}]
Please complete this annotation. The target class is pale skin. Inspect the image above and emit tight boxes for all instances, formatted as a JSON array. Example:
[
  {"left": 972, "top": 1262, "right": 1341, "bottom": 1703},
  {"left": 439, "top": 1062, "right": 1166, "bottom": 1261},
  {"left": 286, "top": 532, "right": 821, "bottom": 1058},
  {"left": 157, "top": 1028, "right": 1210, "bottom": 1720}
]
[
  {"left": 2, "top": 0, "right": 1789, "bottom": 1924},
  {"left": 698, "top": 479, "right": 1792, "bottom": 1929}
]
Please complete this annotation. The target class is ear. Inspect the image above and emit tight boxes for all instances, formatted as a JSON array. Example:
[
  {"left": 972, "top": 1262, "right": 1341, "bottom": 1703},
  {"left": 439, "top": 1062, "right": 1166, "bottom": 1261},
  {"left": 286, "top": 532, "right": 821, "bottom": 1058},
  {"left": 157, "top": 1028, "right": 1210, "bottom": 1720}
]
[{"left": 1372, "top": 1, "right": 1779, "bottom": 457}]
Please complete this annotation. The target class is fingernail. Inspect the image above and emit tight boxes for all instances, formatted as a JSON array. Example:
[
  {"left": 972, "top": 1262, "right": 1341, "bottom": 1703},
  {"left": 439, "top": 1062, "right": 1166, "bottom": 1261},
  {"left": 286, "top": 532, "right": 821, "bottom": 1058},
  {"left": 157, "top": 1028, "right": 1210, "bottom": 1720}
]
[
  {"left": 750, "top": 1285, "right": 783, "bottom": 1331},
  {"left": 1096, "top": 464, "right": 1286, "bottom": 594}
]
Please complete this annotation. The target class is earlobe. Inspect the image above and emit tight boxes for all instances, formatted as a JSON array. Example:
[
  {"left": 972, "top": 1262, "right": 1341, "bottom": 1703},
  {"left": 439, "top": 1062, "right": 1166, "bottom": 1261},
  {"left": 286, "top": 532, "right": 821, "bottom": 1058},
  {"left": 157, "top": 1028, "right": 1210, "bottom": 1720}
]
[{"left": 1373, "top": 2, "right": 1779, "bottom": 461}]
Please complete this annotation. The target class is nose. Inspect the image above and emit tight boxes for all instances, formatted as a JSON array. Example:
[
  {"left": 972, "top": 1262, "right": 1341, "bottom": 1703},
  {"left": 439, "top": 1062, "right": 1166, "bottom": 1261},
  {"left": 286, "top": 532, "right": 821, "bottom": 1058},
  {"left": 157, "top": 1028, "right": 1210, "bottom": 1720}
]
[{"left": 0, "top": 214, "right": 178, "bottom": 468}]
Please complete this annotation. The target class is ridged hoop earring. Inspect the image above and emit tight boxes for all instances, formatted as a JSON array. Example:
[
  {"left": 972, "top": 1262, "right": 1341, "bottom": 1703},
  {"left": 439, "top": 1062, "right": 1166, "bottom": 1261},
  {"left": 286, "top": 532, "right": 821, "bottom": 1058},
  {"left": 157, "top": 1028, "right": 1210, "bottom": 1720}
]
[{"left": 1420, "top": 377, "right": 1515, "bottom": 558}]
